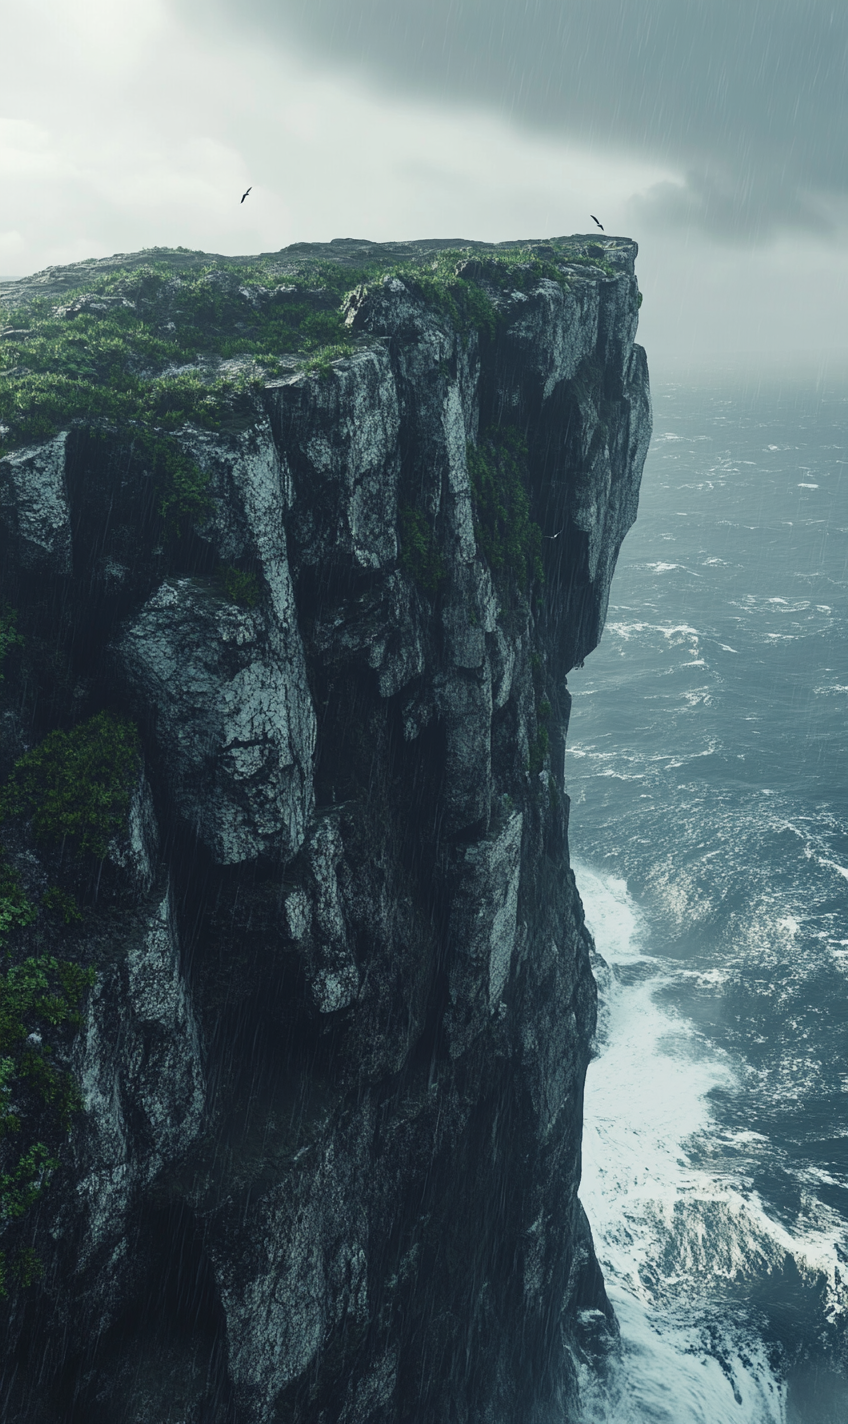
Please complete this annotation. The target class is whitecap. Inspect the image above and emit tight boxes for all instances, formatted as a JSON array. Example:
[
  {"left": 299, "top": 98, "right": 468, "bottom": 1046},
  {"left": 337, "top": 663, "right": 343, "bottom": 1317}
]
[
  {"left": 822, "top": 859, "right": 848, "bottom": 883},
  {"left": 574, "top": 864, "right": 847, "bottom": 1424}
]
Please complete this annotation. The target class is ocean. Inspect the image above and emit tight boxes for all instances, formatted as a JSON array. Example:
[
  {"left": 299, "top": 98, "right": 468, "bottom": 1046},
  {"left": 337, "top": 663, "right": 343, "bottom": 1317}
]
[{"left": 568, "top": 356, "right": 848, "bottom": 1424}]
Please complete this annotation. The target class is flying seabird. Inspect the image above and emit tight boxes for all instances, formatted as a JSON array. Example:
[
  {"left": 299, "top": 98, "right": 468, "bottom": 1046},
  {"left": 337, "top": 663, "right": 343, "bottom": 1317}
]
[
  {"left": 590, "top": 214, "right": 604, "bottom": 231},
  {"left": 240, "top": 187, "right": 252, "bottom": 204}
]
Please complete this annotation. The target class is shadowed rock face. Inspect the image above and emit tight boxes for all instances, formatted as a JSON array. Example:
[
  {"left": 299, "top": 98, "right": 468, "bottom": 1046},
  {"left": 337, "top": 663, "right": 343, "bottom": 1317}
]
[{"left": 0, "top": 236, "right": 651, "bottom": 1424}]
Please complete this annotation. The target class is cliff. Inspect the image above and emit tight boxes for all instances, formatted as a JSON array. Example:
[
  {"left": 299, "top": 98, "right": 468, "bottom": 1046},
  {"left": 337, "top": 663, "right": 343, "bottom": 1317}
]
[{"left": 0, "top": 235, "right": 651, "bottom": 1424}]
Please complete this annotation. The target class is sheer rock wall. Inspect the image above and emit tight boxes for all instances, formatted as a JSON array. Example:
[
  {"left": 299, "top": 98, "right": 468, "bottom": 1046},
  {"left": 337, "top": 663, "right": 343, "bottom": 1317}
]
[{"left": 0, "top": 236, "right": 651, "bottom": 1424}]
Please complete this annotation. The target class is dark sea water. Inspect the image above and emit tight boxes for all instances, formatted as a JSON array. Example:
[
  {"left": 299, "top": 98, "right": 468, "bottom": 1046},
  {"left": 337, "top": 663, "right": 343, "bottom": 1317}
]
[{"left": 569, "top": 357, "right": 848, "bottom": 1424}]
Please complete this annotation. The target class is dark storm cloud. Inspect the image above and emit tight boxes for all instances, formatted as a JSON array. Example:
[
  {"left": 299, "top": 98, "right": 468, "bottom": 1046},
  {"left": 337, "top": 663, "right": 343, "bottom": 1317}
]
[{"left": 174, "top": 0, "right": 847, "bottom": 241}]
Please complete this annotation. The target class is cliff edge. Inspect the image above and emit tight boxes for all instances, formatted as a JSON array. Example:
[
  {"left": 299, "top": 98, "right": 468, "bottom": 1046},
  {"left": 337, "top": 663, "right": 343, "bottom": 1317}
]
[{"left": 0, "top": 235, "right": 651, "bottom": 1423}]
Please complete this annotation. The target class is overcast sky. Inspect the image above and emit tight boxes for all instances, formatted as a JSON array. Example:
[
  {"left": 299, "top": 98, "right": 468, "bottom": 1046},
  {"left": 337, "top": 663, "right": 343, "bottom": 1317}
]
[{"left": 2, "top": 0, "right": 847, "bottom": 357}]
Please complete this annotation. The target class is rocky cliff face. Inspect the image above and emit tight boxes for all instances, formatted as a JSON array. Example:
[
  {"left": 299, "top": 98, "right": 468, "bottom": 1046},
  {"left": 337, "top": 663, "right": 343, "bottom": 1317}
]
[{"left": 0, "top": 236, "right": 650, "bottom": 1424}]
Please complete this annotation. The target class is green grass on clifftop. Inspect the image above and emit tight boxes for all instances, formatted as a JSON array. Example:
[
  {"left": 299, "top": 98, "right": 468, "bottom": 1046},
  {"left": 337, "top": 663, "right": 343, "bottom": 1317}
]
[{"left": 0, "top": 240, "right": 618, "bottom": 458}]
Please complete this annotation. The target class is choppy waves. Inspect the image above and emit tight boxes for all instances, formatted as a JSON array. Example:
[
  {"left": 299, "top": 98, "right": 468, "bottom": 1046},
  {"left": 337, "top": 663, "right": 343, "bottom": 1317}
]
[
  {"left": 568, "top": 367, "right": 848, "bottom": 1422},
  {"left": 575, "top": 865, "right": 845, "bottom": 1424}
]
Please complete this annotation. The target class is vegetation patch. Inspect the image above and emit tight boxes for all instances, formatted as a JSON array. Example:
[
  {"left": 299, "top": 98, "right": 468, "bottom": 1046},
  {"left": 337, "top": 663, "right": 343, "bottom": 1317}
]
[
  {"left": 352, "top": 244, "right": 600, "bottom": 337},
  {"left": 0, "top": 607, "right": 23, "bottom": 681},
  {"left": 528, "top": 727, "right": 550, "bottom": 776},
  {"left": 466, "top": 427, "right": 543, "bottom": 590},
  {"left": 0, "top": 260, "right": 374, "bottom": 458},
  {"left": 220, "top": 565, "right": 260, "bottom": 608},
  {"left": 389, "top": 253, "right": 500, "bottom": 339},
  {"left": 0, "top": 241, "right": 619, "bottom": 461},
  {"left": 0, "top": 951, "right": 95, "bottom": 1292},
  {"left": 0, "top": 861, "right": 37, "bottom": 951},
  {"left": 0, "top": 711, "right": 140, "bottom": 860},
  {"left": 301, "top": 343, "right": 353, "bottom": 379},
  {"left": 399, "top": 506, "right": 446, "bottom": 594},
  {"left": 41, "top": 886, "right": 83, "bottom": 925},
  {"left": 0, "top": 861, "right": 93, "bottom": 1294}
]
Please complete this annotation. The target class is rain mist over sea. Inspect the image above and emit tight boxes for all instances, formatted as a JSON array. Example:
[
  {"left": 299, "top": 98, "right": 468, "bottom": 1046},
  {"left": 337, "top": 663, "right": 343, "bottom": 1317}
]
[{"left": 568, "top": 356, "right": 848, "bottom": 1424}]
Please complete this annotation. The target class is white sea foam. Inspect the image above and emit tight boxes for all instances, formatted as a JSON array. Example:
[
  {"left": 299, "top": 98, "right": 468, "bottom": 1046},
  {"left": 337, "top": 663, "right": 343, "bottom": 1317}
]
[
  {"left": 605, "top": 622, "right": 702, "bottom": 645},
  {"left": 823, "top": 859, "right": 848, "bottom": 883},
  {"left": 573, "top": 863, "right": 846, "bottom": 1424},
  {"left": 576, "top": 1291, "right": 786, "bottom": 1424}
]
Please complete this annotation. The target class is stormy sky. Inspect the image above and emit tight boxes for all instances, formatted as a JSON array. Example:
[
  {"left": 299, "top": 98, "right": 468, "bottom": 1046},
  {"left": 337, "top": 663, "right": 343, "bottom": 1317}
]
[{"left": 2, "top": 0, "right": 847, "bottom": 357}]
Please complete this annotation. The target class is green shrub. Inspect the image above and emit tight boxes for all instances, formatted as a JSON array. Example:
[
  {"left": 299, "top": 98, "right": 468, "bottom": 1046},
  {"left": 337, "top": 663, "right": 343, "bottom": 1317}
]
[
  {"left": 220, "top": 566, "right": 260, "bottom": 608},
  {"left": 0, "top": 712, "right": 140, "bottom": 859},
  {"left": 0, "top": 607, "right": 23, "bottom": 681},
  {"left": 399, "top": 507, "right": 446, "bottom": 594},
  {"left": 466, "top": 428, "right": 543, "bottom": 589},
  {"left": 6, "top": 1247, "right": 42, "bottom": 1289},
  {"left": 0, "top": 953, "right": 95, "bottom": 1287},
  {"left": 41, "top": 887, "right": 82, "bottom": 925},
  {"left": 147, "top": 436, "right": 211, "bottom": 533},
  {"left": 0, "top": 861, "right": 37, "bottom": 949}
]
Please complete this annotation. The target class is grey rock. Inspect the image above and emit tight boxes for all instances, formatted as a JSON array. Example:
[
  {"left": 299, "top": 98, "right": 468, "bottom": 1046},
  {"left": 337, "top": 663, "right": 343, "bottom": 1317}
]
[
  {"left": 445, "top": 809, "right": 524, "bottom": 1057},
  {"left": 117, "top": 578, "right": 315, "bottom": 865},
  {"left": 496, "top": 275, "right": 599, "bottom": 402},
  {"left": 267, "top": 345, "right": 401, "bottom": 570},
  {"left": 69, "top": 877, "right": 204, "bottom": 1335},
  {"left": 347, "top": 276, "right": 479, "bottom": 563},
  {"left": 299, "top": 814, "right": 361, "bottom": 1014},
  {"left": 0, "top": 431, "right": 71, "bottom": 573},
  {"left": 205, "top": 1103, "right": 373, "bottom": 1423},
  {"left": 107, "top": 764, "right": 159, "bottom": 896},
  {"left": 441, "top": 561, "right": 498, "bottom": 670},
  {"left": 435, "top": 660, "right": 493, "bottom": 834},
  {"left": 180, "top": 417, "right": 294, "bottom": 570},
  {"left": 489, "top": 624, "right": 517, "bottom": 710},
  {"left": 312, "top": 570, "right": 426, "bottom": 699}
]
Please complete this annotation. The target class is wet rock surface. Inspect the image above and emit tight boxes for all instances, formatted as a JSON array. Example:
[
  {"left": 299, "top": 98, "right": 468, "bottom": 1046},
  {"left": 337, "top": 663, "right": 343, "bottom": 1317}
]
[{"left": 0, "top": 235, "right": 650, "bottom": 1423}]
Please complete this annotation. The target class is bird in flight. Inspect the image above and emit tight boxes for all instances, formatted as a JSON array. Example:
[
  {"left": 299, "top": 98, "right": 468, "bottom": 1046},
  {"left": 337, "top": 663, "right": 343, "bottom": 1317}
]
[
  {"left": 241, "top": 187, "right": 252, "bottom": 204},
  {"left": 590, "top": 214, "right": 604, "bottom": 231}
]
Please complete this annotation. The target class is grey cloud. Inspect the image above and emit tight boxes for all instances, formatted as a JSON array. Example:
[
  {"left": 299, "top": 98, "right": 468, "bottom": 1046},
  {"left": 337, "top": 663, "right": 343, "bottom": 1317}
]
[{"left": 173, "top": 0, "right": 848, "bottom": 241}]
